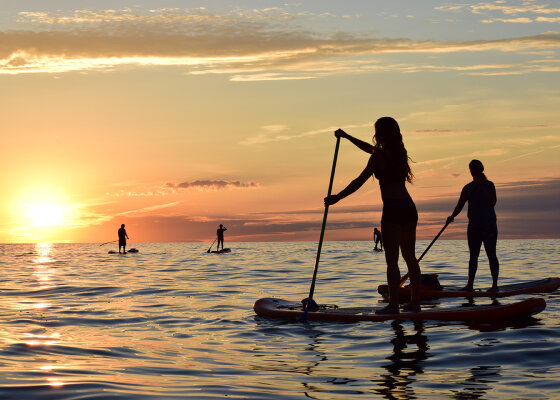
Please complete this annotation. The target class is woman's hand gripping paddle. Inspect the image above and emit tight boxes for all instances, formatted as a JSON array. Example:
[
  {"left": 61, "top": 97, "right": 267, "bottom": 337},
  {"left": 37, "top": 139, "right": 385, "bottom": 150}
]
[
  {"left": 399, "top": 221, "right": 450, "bottom": 286},
  {"left": 301, "top": 135, "right": 340, "bottom": 322}
]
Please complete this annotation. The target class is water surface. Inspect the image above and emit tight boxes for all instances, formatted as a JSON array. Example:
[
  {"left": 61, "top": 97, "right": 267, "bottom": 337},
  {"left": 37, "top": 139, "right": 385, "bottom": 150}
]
[{"left": 0, "top": 240, "right": 559, "bottom": 399}]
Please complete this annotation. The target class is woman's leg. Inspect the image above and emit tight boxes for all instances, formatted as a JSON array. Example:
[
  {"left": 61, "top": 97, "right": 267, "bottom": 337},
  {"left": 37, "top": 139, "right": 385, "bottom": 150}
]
[
  {"left": 400, "top": 222, "right": 421, "bottom": 310},
  {"left": 465, "top": 227, "right": 483, "bottom": 290},
  {"left": 483, "top": 230, "right": 499, "bottom": 290},
  {"left": 378, "top": 222, "right": 402, "bottom": 313}
]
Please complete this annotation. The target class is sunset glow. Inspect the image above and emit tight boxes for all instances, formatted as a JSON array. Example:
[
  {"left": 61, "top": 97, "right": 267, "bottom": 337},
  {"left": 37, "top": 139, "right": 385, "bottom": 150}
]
[
  {"left": 24, "top": 203, "right": 65, "bottom": 228},
  {"left": 1, "top": 1, "right": 558, "bottom": 243}
]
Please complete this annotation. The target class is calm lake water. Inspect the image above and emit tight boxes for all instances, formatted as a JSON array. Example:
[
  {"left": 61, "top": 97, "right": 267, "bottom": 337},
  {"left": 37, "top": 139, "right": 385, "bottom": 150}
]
[{"left": 0, "top": 240, "right": 559, "bottom": 399}]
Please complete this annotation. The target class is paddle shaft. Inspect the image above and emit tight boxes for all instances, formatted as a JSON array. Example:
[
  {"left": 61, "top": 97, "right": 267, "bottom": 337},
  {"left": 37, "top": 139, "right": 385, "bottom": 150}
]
[
  {"left": 302, "top": 136, "right": 340, "bottom": 321},
  {"left": 99, "top": 240, "right": 118, "bottom": 246},
  {"left": 399, "top": 221, "right": 450, "bottom": 286},
  {"left": 207, "top": 238, "right": 217, "bottom": 253}
]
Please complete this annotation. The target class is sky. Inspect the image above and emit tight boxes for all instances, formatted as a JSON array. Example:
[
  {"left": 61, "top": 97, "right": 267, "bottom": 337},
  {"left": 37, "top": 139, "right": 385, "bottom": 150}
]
[{"left": 1, "top": 0, "right": 559, "bottom": 243}]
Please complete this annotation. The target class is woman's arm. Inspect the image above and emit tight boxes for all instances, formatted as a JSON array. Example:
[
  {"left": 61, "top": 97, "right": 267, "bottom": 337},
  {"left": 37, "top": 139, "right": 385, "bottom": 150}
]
[
  {"left": 325, "top": 155, "right": 375, "bottom": 206},
  {"left": 336, "top": 129, "right": 374, "bottom": 154},
  {"left": 447, "top": 185, "right": 468, "bottom": 223}
]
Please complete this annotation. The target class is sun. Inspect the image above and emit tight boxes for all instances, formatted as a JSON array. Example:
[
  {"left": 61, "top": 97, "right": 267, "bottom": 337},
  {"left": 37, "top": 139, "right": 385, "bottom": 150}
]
[{"left": 25, "top": 203, "right": 66, "bottom": 227}]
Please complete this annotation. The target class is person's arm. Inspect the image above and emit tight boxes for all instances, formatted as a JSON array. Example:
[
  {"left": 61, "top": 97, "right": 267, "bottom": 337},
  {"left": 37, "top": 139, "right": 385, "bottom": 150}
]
[
  {"left": 447, "top": 186, "right": 468, "bottom": 223},
  {"left": 336, "top": 129, "right": 374, "bottom": 154},
  {"left": 325, "top": 155, "right": 375, "bottom": 206}
]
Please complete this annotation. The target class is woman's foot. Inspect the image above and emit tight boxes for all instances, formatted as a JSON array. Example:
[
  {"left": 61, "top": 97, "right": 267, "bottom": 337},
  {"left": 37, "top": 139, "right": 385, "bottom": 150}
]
[
  {"left": 375, "top": 304, "right": 399, "bottom": 315},
  {"left": 402, "top": 303, "right": 421, "bottom": 313},
  {"left": 488, "top": 286, "right": 499, "bottom": 293},
  {"left": 460, "top": 285, "right": 474, "bottom": 292}
]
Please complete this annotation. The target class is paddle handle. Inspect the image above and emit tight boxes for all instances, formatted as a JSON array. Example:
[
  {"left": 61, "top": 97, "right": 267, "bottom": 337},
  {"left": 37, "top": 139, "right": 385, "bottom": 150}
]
[
  {"left": 99, "top": 240, "right": 119, "bottom": 246},
  {"left": 399, "top": 221, "right": 450, "bottom": 286},
  {"left": 207, "top": 238, "right": 217, "bottom": 253},
  {"left": 302, "top": 136, "right": 340, "bottom": 321}
]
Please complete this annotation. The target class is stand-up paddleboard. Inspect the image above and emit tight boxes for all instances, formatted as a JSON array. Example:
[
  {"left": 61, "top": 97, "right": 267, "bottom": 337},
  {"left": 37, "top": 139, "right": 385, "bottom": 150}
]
[
  {"left": 210, "top": 248, "right": 231, "bottom": 254},
  {"left": 373, "top": 248, "right": 383, "bottom": 252},
  {"left": 378, "top": 277, "right": 560, "bottom": 301},
  {"left": 254, "top": 297, "right": 545, "bottom": 323},
  {"left": 108, "top": 249, "right": 138, "bottom": 254}
]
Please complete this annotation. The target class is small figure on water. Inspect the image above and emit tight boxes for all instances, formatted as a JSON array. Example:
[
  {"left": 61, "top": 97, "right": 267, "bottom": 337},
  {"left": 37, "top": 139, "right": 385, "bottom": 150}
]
[
  {"left": 447, "top": 159, "right": 499, "bottom": 292},
  {"left": 118, "top": 224, "right": 129, "bottom": 254},
  {"left": 374, "top": 227, "right": 383, "bottom": 251},
  {"left": 217, "top": 224, "right": 227, "bottom": 251},
  {"left": 324, "top": 117, "right": 421, "bottom": 314}
]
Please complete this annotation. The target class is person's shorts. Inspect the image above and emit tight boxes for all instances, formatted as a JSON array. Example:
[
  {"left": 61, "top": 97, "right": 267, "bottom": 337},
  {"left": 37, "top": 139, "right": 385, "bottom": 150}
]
[
  {"left": 119, "top": 239, "right": 126, "bottom": 246},
  {"left": 381, "top": 198, "right": 418, "bottom": 225}
]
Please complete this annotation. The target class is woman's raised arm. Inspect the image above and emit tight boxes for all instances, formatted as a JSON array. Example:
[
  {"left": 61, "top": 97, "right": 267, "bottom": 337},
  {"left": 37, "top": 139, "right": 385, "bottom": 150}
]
[{"left": 336, "top": 129, "right": 374, "bottom": 154}]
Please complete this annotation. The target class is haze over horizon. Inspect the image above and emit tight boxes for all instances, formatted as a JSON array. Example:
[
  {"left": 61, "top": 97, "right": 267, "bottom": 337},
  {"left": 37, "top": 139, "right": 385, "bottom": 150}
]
[{"left": 1, "top": 0, "right": 559, "bottom": 243}]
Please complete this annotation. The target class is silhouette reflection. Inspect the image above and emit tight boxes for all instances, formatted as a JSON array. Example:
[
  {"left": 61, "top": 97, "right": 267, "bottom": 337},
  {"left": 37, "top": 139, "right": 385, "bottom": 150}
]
[
  {"left": 376, "top": 320, "right": 429, "bottom": 400},
  {"left": 452, "top": 366, "right": 501, "bottom": 399}
]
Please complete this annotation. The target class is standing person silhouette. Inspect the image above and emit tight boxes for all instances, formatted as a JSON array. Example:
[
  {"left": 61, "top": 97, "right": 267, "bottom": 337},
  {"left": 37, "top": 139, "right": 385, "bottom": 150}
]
[
  {"left": 217, "top": 224, "right": 227, "bottom": 251},
  {"left": 325, "top": 117, "right": 421, "bottom": 314},
  {"left": 374, "top": 227, "right": 383, "bottom": 251},
  {"left": 447, "top": 160, "right": 499, "bottom": 292},
  {"left": 118, "top": 224, "right": 129, "bottom": 254}
]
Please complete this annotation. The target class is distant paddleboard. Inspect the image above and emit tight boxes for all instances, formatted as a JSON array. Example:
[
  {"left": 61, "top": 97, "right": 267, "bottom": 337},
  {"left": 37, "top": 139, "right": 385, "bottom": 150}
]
[
  {"left": 254, "top": 297, "right": 545, "bottom": 323},
  {"left": 210, "top": 248, "right": 231, "bottom": 254},
  {"left": 108, "top": 249, "right": 138, "bottom": 254},
  {"left": 373, "top": 248, "right": 383, "bottom": 252}
]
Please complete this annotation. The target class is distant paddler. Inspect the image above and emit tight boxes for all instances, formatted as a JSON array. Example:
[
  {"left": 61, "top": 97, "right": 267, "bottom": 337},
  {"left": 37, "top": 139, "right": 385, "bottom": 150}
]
[
  {"left": 373, "top": 227, "right": 383, "bottom": 251},
  {"left": 118, "top": 224, "right": 130, "bottom": 254},
  {"left": 217, "top": 224, "right": 227, "bottom": 252}
]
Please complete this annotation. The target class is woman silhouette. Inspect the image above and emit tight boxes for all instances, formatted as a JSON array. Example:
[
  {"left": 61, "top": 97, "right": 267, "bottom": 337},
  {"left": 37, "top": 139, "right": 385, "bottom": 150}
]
[
  {"left": 325, "top": 117, "right": 421, "bottom": 314},
  {"left": 447, "top": 160, "right": 499, "bottom": 292}
]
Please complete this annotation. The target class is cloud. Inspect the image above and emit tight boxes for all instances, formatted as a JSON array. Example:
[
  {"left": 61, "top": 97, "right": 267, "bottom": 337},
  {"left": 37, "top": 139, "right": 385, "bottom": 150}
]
[
  {"left": 481, "top": 17, "right": 533, "bottom": 24},
  {"left": 1, "top": 7, "right": 559, "bottom": 77},
  {"left": 166, "top": 179, "right": 259, "bottom": 191},
  {"left": 437, "top": 2, "right": 560, "bottom": 22},
  {"left": 115, "top": 201, "right": 181, "bottom": 216},
  {"left": 240, "top": 122, "right": 371, "bottom": 145}
]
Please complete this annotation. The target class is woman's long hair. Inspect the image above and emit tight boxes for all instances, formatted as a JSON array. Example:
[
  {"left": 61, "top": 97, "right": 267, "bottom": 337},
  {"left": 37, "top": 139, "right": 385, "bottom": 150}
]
[{"left": 374, "top": 117, "right": 414, "bottom": 183}]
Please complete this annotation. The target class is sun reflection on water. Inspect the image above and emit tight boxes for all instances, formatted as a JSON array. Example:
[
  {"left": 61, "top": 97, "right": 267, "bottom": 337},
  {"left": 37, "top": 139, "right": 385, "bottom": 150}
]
[{"left": 32, "top": 243, "right": 56, "bottom": 289}]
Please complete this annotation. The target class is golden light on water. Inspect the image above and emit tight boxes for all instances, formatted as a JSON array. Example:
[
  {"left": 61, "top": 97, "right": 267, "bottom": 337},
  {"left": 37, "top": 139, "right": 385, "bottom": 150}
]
[{"left": 33, "top": 243, "right": 56, "bottom": 289}]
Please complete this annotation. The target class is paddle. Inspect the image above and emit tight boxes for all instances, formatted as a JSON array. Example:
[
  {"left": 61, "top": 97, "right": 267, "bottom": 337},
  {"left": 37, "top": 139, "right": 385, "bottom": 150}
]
[
  {"left": 99, "top": 240, "right": 118, "bottom": 247},
  {"left": 302, "top": 135, "right": 340, "bottom": 322},
  {"left": 207, "top": 238, "right": 217, "bottom": 253},
  {"left": 399, "top": 221, "right": 450, "bottom": 286}
]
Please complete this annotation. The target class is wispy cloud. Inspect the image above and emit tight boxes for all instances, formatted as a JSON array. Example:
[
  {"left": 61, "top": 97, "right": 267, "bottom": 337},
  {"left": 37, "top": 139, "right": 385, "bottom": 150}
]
[
  {"left": 1, "top": 7, "right": 559, "bottom": 77},
  {"left": 115, "top": 202, "right": 181, "bottom": 216},
  {"left": 166, "top": 179, "right": 259, "bottom": 191},
  {"left": 436, "top": 2, "right": 560, "bottom": 24},
  {"left": 104, "top": 179, "right": 260, "bottom": 197},
  {"left": 240, "top": 123, "right": 371, "bottom": 145}
]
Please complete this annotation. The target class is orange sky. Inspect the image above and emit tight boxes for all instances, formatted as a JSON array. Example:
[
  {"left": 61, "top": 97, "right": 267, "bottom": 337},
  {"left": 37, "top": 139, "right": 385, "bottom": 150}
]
[{"left": 1, "top": 2, "right": 559, "bottom": 243}]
